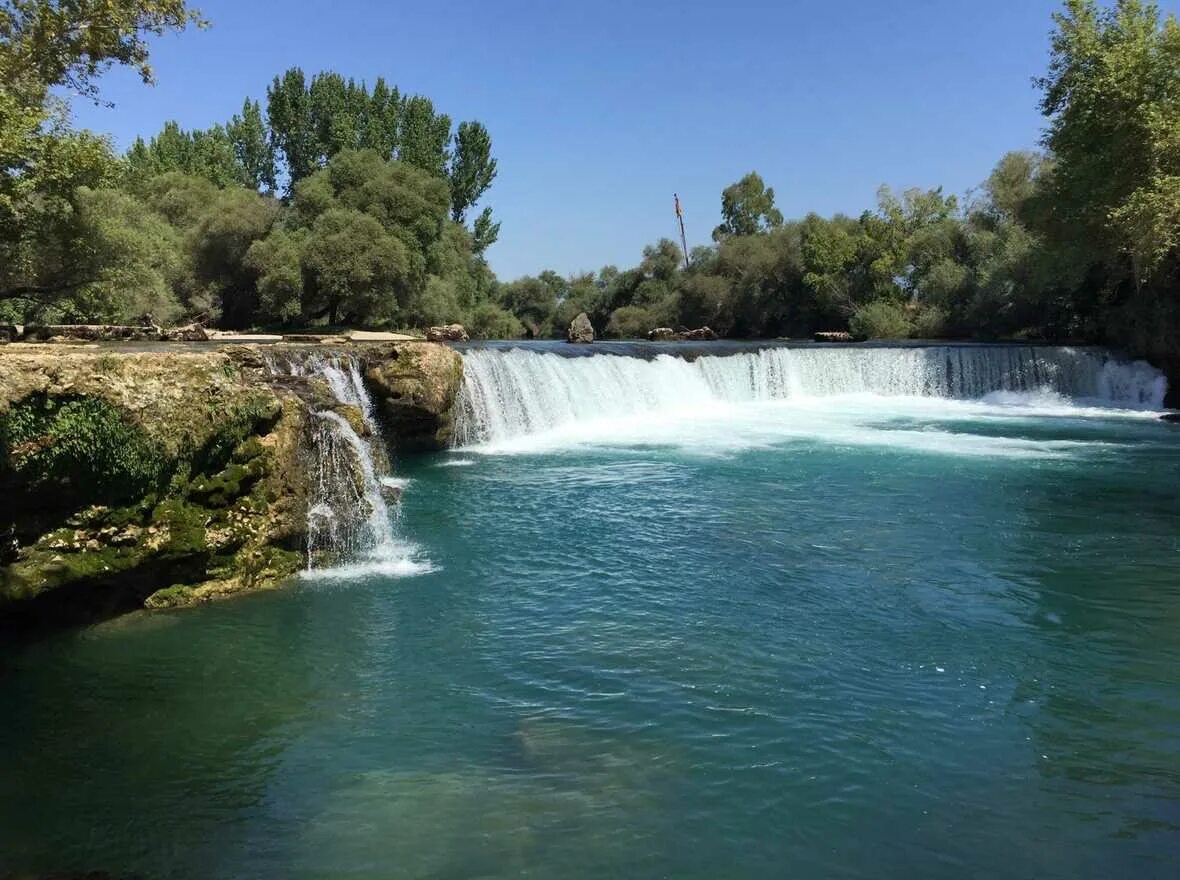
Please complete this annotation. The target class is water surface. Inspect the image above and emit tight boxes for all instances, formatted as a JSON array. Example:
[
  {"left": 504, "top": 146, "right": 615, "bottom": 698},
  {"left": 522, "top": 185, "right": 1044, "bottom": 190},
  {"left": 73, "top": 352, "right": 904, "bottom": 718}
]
[{"left": 1, "top": 348, "right": 1179, "bottom": 879}]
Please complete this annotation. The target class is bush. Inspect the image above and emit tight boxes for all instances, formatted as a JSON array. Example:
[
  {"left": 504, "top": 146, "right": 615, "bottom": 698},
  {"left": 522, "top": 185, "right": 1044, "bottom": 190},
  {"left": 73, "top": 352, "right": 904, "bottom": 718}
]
[
  {"left": 1, "top": 394, "right": 167, "bottom": 508},
  {"left": 467, "top": 302, "right": 524, "bottom": 339},
  {"left": 605, "top": 305, "right": 660, "bottom": 339},
  {"left": 911, "top": 304, "right": 949, "bottom": 339},
  {"left": 849, "top": 300, "right": 914, "bottom": 339}
]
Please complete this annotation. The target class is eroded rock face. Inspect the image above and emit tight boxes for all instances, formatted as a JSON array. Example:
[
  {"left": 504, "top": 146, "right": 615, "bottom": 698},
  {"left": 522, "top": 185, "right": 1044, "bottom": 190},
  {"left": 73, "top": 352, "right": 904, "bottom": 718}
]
[
  {"left": 568, "top": 313, "right": 594, "bottom": 344},
  {"left": 363, "top": 342, "right": 464, "bottom": 451},
  {"left": 0, "top": 348, "right": 309, "bottom": 625},
  {"left": 427, "top": 324, "right": 469, "bottom": 342}
]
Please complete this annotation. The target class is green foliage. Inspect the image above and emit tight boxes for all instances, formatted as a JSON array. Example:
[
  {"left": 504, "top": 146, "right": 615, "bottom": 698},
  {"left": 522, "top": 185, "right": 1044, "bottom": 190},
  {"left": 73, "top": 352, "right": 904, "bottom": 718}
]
[
  {"left": 606, "top": 305, "right": 660, "bottom": 339},
  {"left": 849, "top": 300, "right": 914, "bottom": 339},
  {"left": 301, "top": 207, "right": 410, "bottom": 324},
  {"left": 467, "top": 302, "right": 524, "bottom": 339},
  {"left": 399, "top": 95, "right": 451, "bottom": 177},
  {"left": 713, "top": 172, "right": 784, "bottom": 240},
  {"left": 449, "top": 121, "right": 497, "bottom": 222},
  {"left": 1, "top": 394, "right": 168, "bottom": 508},
  {"left": 0, "top": 1, "right": 203, "bottom": 106}
]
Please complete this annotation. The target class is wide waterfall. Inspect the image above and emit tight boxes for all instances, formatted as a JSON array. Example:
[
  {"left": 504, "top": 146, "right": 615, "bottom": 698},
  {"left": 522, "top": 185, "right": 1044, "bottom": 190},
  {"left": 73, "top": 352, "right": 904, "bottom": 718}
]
[{"left": 455, "top": 343, "right": 1167, "bottom": 447}]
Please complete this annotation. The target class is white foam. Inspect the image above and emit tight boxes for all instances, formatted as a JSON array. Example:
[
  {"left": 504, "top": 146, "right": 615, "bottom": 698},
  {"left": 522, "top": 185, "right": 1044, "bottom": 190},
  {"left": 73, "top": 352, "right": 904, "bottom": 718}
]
[
  {"left": 437, "top": 457, "right": 477, "bottom": 467},
  {"left": 300, "top": 555, "right": 437, "bottom": 582},
  {"left": 453, "top": 347, "right": 1166, "bottom": 460}
]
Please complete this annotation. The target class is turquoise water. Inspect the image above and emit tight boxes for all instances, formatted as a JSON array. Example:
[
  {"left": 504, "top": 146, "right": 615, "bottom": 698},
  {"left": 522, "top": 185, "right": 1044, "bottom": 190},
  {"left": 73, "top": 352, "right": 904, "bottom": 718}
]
[{"left": 3, "top": 350, "right": 1180, "bottom": 878}]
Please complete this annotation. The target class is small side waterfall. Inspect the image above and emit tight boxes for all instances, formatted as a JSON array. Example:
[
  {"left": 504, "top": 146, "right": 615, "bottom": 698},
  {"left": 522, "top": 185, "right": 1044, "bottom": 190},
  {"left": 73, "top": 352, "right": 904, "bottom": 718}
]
[
  {"left": 264, "top": 351, "right": 427, "bottom": 575},
  {"left": 455, "top": 344, "right": 1168, "bottom": 447}
]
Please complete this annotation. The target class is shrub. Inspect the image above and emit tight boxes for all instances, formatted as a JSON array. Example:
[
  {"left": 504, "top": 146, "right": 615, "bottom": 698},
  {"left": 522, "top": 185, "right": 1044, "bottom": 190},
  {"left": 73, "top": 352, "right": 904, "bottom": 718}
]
[
  {"left": 1, "top": 394, "right": 167, "bottom": 509},
  {"left": 849, "top": 300, "right": 914, "bottom": 340},
  {"left": 605, "top": 305, "right": 660, "bottom": 339},
  {"left": 467, "top": 302, "right": 524, "bottom": 339},
  {"left": 911, "top": 304, "right": 949, "bottom": 339}
]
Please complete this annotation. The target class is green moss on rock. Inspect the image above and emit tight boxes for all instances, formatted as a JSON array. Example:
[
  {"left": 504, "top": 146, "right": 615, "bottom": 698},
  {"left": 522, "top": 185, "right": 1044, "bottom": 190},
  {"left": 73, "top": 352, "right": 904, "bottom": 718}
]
[{"left": 144, "top": 584, "right": 197, "bottom": 609}]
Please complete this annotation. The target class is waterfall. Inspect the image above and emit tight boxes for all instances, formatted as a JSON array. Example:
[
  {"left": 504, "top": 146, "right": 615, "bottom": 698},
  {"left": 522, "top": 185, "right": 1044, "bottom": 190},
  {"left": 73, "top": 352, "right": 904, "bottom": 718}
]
[
  {"left": 455, "top": 344, "right": 1167, "bottom": 447},
  {"left": 267, "top": 352, "right": 429, "bottom": 577}
]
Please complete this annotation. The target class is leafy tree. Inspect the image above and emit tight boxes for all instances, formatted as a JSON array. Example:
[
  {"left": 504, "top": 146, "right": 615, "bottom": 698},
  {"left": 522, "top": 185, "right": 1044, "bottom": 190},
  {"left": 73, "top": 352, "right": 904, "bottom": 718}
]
[
  {"left": 606, "top": 304, "right": 661, "bottom": 338},
  {"left": 1037, "top": 0, "right": 1180, "bottom": 277},
  {"left": 713, "top": 172, "right": 784, "bottom": 240},
  {"left": 228, "top": 98, "right": 275, "bottom": 191},
  {"left": 498, "top": 275, "right": 558, "bottom": 336},
  {"left": 398, "top": 95, "right": 451, "bottom": 176},
  {"left": 362, "top": 77, "right": 400, "bottom": 157},
  {"left": 468, "top": 301, "right": 523, "bottom": 339},
  {"left": 266, "top": 67, "right": 317, "bottom": 190},
  {"left": 448, "top": 120, "right": 497, "bottom": 222},
  {"left": 0, "top": 124, "right": 121, "bottom": 311},
  {"left": 189, "top": 187, "right": 280, "bottom": 326},
  {"left": 245, "top": 227, "right": 304, "bottom": 323},
  {"left": 301, "top": 208, "right": 408, "bottom": 325},
  {"left": 471, "top": 206, "right": 500, "bottom": 256},
  {"left": 0, "top": 0, "right": 203, "bottom": 105},
  {"left": 126, "top": 120, "right": 254, "bottom": 187}
]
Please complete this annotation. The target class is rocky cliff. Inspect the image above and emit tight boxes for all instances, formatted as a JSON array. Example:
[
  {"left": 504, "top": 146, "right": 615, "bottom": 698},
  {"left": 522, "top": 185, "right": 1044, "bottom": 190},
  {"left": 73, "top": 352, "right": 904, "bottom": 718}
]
[{"left": 0, "top": 341, "right": 463, "bottom": 628}]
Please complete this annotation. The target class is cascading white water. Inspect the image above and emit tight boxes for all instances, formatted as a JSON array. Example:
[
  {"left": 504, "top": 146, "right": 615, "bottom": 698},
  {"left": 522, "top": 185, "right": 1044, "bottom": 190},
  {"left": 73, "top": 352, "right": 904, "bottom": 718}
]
[
  {"left": 269, "top": 352, "right": 431, "bottom": 577},
  {"left": 454, "top": 344, "right": 1168, "bottom": 447}
]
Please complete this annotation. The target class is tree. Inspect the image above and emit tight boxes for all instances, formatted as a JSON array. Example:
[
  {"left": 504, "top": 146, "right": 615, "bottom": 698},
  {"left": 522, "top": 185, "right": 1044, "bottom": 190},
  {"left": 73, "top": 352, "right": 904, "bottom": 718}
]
[
  {"left": 125, "top": 120, "right": 255, "bottom": 187},
  {"left": 448, "top": 121, "right": 497, "bottom": 222},
  {"left": 189, "top": 187, "right": 280, "bottom": 326},
  {"left": 471, "top": 206, "right": 500, "bottom": 256},
  {"left": 713, "top": 172, "right": 784, "bottom": 240},
  {"left": 1038, "top": 0, "right": 1180, "bottom": 277},
  {"left": 0, "top": 124, "right": 121, "bottom": 312},
  {"left": 228, "top": 98, "right": 275, "bottom": 192},
  {"left": 245, "top": 227, "right": 304, "bottom": 324},
  {"left": 267, "top": 67, "right": 317, "bottom": 190},
  {"left": 362, "top": 77, "right": 400, "bottom": 157},
  {"left": 0, "top": 1, "right": 203, "bottom": 105},
  {"left": 301, "top": 208, "right": 409, "bottom": 325},
  {"left": 398, "top": 95, "right": 451, "bottom": 176}
]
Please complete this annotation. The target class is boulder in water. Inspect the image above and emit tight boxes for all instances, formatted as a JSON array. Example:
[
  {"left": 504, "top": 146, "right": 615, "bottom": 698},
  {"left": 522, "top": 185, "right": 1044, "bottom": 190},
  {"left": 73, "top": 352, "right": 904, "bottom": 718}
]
[
  {"left": 648, "top": 327, "right": 678, "bottom": 341},
  {"left": 567, "top": 313, "right": 594, "bottom": 344},
  {"left": 682, "top": 326, "right": 718, "bottom": 341},
  {"left": 427, "top": 324, "right": 469, "bottom": 342},
  {"left": 364, "top": 342, "right": 464, "bottom": 451},
  {"left": 815, "top": 331, "right": 854, "bottom": 342}
]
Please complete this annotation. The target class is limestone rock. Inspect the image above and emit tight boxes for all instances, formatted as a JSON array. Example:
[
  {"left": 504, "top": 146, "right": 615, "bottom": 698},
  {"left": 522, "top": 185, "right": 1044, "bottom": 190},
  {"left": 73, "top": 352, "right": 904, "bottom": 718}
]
[
  {"left": 0, "top": 348, "right": 309, "bottom": 625},
  {"left": 427, "top": 324, "right": 469, "bottom": 342},
  {"left": 165, "top": 322, "right": 209, "bottom": 342},
  {"left": 683, "top": 326, "right": 718, "bottom": 341},
  {"left": 648, "top": 327, "right": 678, "bottom": 341},
  {"left": 567, "top": 312, "right": 595, "bottom": 344},
  {"left": 364, "top": 342, "right": 464, "bottom": 451},
  {"left": 815, "top": 331, "right": 854, "bottom": 343}
]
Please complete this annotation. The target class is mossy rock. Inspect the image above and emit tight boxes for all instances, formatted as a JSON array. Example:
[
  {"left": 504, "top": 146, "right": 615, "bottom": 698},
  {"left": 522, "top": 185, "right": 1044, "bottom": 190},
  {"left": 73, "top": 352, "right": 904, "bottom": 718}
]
[
  {"left": 144, "top": 584, "right": 197, "bottom": 609},
  {"left": 363, "top": 342, "right": 463, "bottom": 451}
]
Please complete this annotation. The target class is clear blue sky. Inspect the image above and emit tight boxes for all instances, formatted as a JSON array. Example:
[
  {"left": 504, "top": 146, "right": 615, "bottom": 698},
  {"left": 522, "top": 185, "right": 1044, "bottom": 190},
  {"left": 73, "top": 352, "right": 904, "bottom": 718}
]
[{"left": 70, "top": 0, "right": 1179, "bottom": 281}]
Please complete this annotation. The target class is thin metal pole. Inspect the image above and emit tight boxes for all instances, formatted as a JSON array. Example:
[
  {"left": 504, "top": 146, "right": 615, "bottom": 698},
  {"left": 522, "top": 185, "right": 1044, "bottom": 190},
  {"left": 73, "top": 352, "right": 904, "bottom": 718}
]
[{"left": 674, "top": 193, "right": 690, "bottom": 269}]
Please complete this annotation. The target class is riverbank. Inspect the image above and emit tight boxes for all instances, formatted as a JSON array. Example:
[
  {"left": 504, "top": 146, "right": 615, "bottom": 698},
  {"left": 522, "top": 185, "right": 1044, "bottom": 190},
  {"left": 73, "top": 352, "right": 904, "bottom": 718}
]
[{"left": 0, "top": 341, "right": 462, "bottom": 628}]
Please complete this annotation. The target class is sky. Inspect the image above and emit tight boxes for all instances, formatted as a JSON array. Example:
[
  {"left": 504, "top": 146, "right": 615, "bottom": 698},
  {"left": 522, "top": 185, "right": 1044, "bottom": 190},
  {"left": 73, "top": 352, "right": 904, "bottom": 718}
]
[{"left": 70, "top": 0, "right": 1180, "bottom": 281}]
